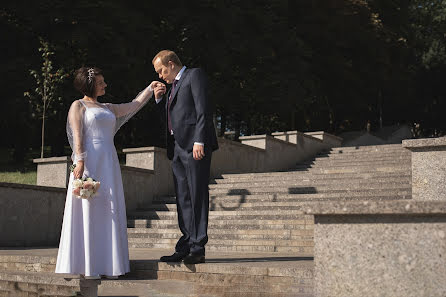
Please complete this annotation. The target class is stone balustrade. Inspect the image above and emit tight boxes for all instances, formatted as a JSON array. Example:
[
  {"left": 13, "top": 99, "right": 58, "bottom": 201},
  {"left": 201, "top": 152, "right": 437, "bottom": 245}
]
[
  {"left": 0, "top": 182, "right": 66, "bottom": 247},
  {"left": 403, "top": 136, "right": 446, "bottom": 201},
  {"left": 32, "top": 130, "right": 342, "bottom": 212},
  {"left": 304, "top": 200, "right": 446, "bottom": 297}
]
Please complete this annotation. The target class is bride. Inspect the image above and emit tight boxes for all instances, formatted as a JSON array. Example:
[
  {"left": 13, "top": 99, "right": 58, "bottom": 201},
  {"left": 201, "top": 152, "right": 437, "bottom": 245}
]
[{"left": 55, "top": 67, "right": 162, "bottom": 279}]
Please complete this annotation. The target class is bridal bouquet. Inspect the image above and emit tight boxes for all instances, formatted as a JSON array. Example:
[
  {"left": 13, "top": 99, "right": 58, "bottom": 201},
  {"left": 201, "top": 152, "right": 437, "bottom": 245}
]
[
  {"left": 70, "top": 164, "right": 100, "bottom": 199},
  {"left": 72, "top": 177, "right": 101, "bottom": 199}
]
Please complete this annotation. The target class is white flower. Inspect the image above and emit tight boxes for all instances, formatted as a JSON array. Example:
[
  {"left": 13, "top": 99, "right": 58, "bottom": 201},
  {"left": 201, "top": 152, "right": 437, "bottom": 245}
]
[
  {"left": 73, "top": 179, "right": 83, "bottom": 189},
  {"left": 86, "top": 177, "right": 94, "bottom": 182},
  {"left": 80, "top": 189, "right": 92, "bottom": 199}
]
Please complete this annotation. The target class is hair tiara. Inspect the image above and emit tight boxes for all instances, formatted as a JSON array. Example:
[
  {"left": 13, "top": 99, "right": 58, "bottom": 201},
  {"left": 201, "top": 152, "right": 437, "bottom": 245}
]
[{"left": 87, "top": 68, "right": 95, "bottom": 83}]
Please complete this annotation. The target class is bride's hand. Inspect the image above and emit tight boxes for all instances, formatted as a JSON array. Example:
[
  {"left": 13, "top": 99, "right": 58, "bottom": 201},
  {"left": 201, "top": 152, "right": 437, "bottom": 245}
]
[
  {"left": 150, "top": 81, "right": 164, "bottom": 90},
  {"left": 73, "top": 161, "right": 84, "bottom": 179}
]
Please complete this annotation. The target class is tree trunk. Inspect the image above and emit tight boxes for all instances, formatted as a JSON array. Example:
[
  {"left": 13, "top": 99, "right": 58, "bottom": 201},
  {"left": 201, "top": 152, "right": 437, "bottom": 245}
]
[{"left": 41, "top": 88, "right": 46, "bottom": 159}]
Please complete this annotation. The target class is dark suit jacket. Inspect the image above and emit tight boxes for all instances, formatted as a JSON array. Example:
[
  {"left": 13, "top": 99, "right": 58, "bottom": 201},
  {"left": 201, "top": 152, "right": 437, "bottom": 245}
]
[{"left": 158, "top": 68, "right": 218, "bottom": 160}]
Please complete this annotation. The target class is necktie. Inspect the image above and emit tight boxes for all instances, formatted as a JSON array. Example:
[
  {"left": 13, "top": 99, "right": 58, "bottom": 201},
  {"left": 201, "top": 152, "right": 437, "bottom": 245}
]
[{"left": 168, "top": 80, "right": 178, "bottom": 134}]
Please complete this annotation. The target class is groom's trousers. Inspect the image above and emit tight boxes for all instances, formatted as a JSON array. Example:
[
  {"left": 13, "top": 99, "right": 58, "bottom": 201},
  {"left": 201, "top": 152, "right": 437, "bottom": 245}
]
[{"left": 171, "top": 140, "right": 212, "bottom": 256}]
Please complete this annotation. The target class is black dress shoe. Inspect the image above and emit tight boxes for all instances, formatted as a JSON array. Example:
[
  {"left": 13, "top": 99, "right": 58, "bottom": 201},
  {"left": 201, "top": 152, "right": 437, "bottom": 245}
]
[
  {"left": 183, "top": 253, "right": 205, "bottom": 264},
  {"left": 159, "top": 252, "right": 188, "bottom": 262}
]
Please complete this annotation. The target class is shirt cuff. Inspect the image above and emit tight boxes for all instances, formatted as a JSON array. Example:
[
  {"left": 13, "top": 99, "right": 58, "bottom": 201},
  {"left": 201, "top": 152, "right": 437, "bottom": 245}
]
[
  {"left": 155, "top": 98, "right": 162, "bottom": 104},
  {"left": 194, "top": 142, "right": 204, "bottom": 146}
]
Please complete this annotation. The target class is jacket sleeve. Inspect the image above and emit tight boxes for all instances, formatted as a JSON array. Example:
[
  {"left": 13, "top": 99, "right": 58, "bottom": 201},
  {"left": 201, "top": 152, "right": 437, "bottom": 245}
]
[{"left": 190, "top": 68, "right": 209, "bottom": 144}]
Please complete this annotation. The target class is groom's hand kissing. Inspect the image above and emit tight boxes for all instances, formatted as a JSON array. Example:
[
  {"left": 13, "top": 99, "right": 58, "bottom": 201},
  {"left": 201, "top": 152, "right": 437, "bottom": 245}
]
[{"left": 154, "top": 83, "right": 166, "bottom": 99}]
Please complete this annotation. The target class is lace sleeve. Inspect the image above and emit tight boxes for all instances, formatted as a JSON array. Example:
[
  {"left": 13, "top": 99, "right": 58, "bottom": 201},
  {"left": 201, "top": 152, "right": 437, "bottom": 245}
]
[
  {"left": 106, "top": 85, "right": 153, "bottom": 134},
  {"left": 66, "top": 100, "right": 87, "bottom": 163}
]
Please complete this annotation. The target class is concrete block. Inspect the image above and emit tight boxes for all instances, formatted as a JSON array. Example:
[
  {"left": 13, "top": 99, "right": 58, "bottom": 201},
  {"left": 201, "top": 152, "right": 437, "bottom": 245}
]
[
  {"left": 403, "top": 137, "right": 446, "bottom": 201},
  {"left": 304, "top": 200, "right": 446, "bottom": 297}
]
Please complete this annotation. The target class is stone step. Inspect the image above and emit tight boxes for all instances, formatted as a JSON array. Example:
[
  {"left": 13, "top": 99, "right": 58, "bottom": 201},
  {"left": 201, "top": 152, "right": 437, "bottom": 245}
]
[
  {"left": 153, "top": 191, "right": 411, "bottom": 204},
  {"left": 312, "top": 155, "right": 410, "bottom": 162},
  {"left": 316, "top": 150, "right": 409, "bottom": 157},
  {"left": 128, "top": 220, "right": 313, "bottom": 231},
  {"left": 129, "top": 217, "right": 312, "bottom": 226},
  {"left": 326, "top": 143, "right": 406, "bottom": 151},
  {"left": 0, "top": 249, "right": 315, "bottom": 296},
  {"left": 128, "top": 237, "right": 313, "bottom": 247},
  {"left": 219, "top": 167, "right": 410, "bottom": 179},
  {"left": 0, "top": 271, "right": 79, "bottom": 296},
  {"left": 209, "top": 178, "right": 411, "bottom": 189},
  {"left": 294, "top": 164, "right": 410, "bottom": 172},
  {"left": 301, "top": 159, "right": 411, "bottom": 167},
  {"left": 129, "top": 209, "right": 312, "bottom": 218},
  {"left": 208, "top": 186, "right": 411, "bottom": 196},
  {"left": 127, "top": 228, "right": 312, "bottom": 238},
  {"left": 145, "top": 195, "right": 408, "bottom": 211},
  {"left": 127, "top": 233, "right": 312, "bottom": 243},
  {"left": 0, "top": 271, "right": 192, "bottom": 297},
  {"left": 315, "top": 150, "right": 410, "bottom": 156},
  {"left": 213, "top": 172, "right": 411, "bottom": 183}
]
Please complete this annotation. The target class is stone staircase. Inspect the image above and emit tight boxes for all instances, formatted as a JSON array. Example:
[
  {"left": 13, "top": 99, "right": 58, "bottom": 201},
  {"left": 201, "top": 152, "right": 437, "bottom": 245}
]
[
  {"left": 127, "top": 144, "right": 411, "bottom": 256},
  {"left": 0, "top": 143, "right": 412, "bottom": 296}
]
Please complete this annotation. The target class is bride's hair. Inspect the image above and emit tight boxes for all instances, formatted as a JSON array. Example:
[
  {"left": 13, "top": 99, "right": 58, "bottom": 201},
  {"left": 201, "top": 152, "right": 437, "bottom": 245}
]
[{"left": 73, "top": 67, "right": 103, "bottom": 97}]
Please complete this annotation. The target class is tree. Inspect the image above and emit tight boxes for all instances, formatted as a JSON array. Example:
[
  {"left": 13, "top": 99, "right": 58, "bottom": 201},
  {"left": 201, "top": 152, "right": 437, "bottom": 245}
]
[{"left": 24, "top": 38, "right": 69, "bottom": 158}]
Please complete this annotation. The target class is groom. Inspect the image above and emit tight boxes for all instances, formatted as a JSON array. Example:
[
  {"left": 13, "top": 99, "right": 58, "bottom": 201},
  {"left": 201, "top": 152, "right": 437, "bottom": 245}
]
[{"left": 152, "top": 50, "right": 218, "bottom": 264}]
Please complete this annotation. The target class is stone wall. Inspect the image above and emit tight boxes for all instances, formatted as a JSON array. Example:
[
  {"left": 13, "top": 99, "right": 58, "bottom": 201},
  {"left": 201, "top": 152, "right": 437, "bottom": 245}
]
[
  {"left": 304, "top": 200, "right": 446, "bottom": 297},
  {"left": 0, "top": 183, "right": 66, "bottom": 247}
]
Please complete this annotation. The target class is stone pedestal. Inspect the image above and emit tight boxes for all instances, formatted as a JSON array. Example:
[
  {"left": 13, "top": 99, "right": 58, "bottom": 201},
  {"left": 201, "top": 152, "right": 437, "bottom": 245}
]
[
  {"left": 33, "top": 155, "right": 156, "bottom": 212},
  {"left": 304, "top": 200, "right": 446, "bottom": 297},
  {"left": 33, "top": 156, "right": 71, "bottom": 188},
  {"left": 240, "top": 134, "right": 298, "bottom": 171},
  {"left": 304, "top": 131, "right": 343, "bottom": 147},
  {"left": 402, "top": 137, "right": 446, "bottom": 201},
  {"left": 122, "top": 146, "right": 174, "bottom": 197}
]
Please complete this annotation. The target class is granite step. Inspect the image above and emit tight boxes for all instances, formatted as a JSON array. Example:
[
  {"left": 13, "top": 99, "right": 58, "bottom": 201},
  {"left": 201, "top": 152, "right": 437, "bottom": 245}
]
[
  {"left": 212, "top": 172, "right": 411, "bottom": 183},
  {"left": 294, "top": 164, "right": 410, "bottom": 171},
  {"left": 128, "top": 220, "right": 313, "bottom": 231},
  {"left": 144, "top": 196, "right": 409, "bottom": 211},
  {"left": 127, "top": 228, "right": 312, "bottom": 238},
  {"left": 314, "top": 150, "right": 410, "bottom": 157},
  {"left": 128, "top": 238, "right": 313, "bottom": 249},
  {"left": 209, "top": 179, "right": 411, "bottom": 189},
  {"left": 301, "top": 159, "right": 411, "bottom": 167},
  {"left": 219, "top": 167, "right": 410, "bottom": 179},
  {"left": 315, "top": 150, "right": 410, "bottom": 158},
  {"left": 0, "top": 270, "right": 191, "bottom": 297},
  {"left": 0, "top": 271, "right": 79, "bottom": 296},
  {"left": 129, "top": 209, "right": 315, "bottom": 219},
  {"left": 208, "top": 186, "right": 411, "bottom": 196},
  {"left": 324, "top": 143, "right": 406, "bottom": 151},
  {"left": 153, "top": 191, "right": 412, "bottom": 205},
  {"left": 128, "top": 218, "right": 312, "bottom": 226},
  {"left": 0, "top": 249, "right": 314, "bottom": 297}
]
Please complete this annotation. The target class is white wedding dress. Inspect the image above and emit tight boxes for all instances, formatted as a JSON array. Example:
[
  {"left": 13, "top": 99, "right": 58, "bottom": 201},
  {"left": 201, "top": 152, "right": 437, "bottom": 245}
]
[{"left": 55, "top": 86, "right": 152, "bottom": 277}]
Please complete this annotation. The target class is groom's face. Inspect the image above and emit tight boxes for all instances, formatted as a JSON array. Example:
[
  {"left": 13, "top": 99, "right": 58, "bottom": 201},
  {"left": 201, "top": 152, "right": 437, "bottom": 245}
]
[{"left": 153, "top": 58, "right": 176, "bottom": 84}]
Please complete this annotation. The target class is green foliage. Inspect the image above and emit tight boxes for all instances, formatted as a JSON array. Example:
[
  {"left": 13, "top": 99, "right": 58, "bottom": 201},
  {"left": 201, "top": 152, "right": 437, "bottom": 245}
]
[{"left": 1, "top": 0, "right": 446, "bottom": 165}]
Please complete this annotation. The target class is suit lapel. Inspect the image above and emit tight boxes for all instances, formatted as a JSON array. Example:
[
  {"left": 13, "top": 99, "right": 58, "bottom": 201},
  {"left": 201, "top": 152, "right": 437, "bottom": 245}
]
[{"left": 169, "top": 68, "right": 189, "bottom": 109}]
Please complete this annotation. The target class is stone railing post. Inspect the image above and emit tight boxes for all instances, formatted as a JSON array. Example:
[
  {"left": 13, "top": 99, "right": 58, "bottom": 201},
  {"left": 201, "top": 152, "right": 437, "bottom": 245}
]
[
  {"left": 304, "top": 200, "right": 446, "bottom": 297},
  {"left": 33, "top": 156, "right": 71, "bottom": 188},
  {"left": 122, "top": 147, "right": 174, "bottom": 197},
  {"left": 402, "top": 137, "right": 446, "bottom": 201}
]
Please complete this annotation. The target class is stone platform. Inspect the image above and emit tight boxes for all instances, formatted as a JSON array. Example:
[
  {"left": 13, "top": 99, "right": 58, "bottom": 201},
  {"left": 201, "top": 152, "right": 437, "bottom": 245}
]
[{"left": 0, "top": 248, "right": 313, "bottom": 297}]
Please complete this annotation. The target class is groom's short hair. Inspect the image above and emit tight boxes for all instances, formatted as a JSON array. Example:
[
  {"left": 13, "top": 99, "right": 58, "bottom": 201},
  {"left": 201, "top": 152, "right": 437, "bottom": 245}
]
[{"left": 152, "top": 50, "right": 182, "bottom": 67}]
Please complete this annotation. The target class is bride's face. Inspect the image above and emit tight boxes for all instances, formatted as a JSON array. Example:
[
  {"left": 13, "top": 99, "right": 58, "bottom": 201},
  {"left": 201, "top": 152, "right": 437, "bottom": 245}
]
[{"left": 94, "top": 75, "right": 107, "bottom": 97}]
